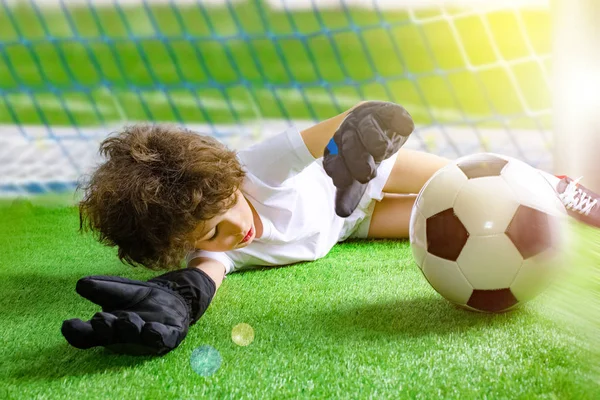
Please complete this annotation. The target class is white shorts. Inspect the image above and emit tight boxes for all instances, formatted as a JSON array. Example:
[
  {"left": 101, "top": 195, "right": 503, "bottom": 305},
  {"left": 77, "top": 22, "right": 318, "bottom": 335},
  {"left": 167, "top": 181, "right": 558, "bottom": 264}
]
[{"left": 338, "top": 151, "right": 399, "bottom": 241}]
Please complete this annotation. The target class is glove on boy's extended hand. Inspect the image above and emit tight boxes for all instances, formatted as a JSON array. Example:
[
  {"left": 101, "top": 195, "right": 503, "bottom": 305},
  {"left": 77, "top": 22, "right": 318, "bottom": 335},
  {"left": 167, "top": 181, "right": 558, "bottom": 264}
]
[
  {"left": 61, "top": 268, "right": 215, "bottom": 356},
  {"left": 323, "top": 101, "right": 414, "bottom": 217}
]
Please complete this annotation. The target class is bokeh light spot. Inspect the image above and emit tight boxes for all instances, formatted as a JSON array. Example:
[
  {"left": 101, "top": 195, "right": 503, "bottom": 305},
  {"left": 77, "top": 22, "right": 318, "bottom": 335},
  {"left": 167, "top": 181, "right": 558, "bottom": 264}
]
[
  {"left": 190, "top": 345, "right": 221, "bottom": 377},
  {"left": 231, "top": 323, "right": 255, "bottom": 346}
]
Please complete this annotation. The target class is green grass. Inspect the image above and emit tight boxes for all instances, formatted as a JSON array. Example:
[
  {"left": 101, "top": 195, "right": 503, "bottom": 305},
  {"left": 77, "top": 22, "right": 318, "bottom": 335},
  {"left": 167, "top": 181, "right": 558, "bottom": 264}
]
[
  {"left": 2, "top": 202, "right": 599, "bottom": 399},
  {"left": 0, "top": 1, "right": 552, "bottom": 129}
]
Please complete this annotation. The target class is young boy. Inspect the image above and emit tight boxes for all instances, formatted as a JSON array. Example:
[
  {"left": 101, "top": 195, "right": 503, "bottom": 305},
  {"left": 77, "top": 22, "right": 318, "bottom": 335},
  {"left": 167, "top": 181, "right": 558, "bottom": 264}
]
[{"left": 61, "top": 101, "right": 600, "bottom": 357}]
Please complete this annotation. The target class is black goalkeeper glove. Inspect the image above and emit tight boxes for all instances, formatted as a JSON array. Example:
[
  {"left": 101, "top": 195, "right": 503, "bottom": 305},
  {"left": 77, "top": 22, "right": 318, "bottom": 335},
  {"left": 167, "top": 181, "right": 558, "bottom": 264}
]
[
  {"left": 61, "top": 267, "right": 216, "bottom": 356},
  {"left": 323, "top": 101, "right": 414, "bottom": 217}
]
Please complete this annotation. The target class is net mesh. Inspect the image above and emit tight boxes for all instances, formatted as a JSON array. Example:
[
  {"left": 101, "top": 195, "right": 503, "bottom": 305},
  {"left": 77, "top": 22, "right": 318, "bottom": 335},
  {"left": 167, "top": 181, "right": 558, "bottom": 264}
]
[{"left": 0, "top": 0, "right": 552, "bottom": 196}]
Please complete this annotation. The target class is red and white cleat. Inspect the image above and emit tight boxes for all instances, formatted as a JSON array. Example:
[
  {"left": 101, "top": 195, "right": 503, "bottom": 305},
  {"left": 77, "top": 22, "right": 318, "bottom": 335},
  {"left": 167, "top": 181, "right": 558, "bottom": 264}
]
[{"left": 555, "top": 175, "right": 600, "bottom": 228}]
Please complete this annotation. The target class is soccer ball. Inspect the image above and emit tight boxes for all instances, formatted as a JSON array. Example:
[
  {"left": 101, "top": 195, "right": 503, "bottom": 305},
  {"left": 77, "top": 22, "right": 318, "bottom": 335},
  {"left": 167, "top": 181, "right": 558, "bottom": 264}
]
[{"left": 409, "top": 153, "right": 567, "bottom": 312}]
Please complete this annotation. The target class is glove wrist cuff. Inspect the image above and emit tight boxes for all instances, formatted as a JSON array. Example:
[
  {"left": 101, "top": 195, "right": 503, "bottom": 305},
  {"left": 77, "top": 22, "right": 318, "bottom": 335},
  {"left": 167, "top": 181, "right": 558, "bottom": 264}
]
[
  {"left": 180, "top": 268, "right": 216, "bottom": 325},
  {"left": 149, "top": 268, "right": 216, "bottom": 325}
]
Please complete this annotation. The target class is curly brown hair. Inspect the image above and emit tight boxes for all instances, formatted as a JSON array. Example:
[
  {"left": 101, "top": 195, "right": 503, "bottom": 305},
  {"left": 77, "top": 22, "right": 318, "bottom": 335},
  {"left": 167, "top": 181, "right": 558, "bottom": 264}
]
[{"left": 78, "top": 124, "right": 246, "bottom": 271}]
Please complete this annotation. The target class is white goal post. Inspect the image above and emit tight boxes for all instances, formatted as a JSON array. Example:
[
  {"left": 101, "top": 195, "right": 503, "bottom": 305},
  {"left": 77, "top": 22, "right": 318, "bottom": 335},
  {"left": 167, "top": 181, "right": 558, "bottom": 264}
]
[{"left": 552, "top": 0, "right": 600, "bottom": 193}]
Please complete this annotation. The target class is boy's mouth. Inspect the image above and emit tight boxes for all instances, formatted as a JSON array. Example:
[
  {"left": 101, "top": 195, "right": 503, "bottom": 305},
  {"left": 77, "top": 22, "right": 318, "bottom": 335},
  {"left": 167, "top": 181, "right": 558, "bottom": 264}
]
[{"left": 240, "top": 226, "right": 253, "bottom": 243}]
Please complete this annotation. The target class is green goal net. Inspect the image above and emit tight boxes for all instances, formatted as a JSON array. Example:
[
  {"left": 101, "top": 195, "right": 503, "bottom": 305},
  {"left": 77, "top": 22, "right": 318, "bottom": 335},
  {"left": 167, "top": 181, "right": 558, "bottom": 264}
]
[{"left": 0, "top": 0, "right": 552, "bottom": 196}]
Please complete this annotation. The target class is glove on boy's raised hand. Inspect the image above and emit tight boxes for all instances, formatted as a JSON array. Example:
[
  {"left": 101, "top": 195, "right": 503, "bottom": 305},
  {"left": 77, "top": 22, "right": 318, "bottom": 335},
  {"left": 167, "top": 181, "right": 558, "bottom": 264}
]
[
  {"left": 323, "top": 101, "right": 414, "bottom": 217},
  {"left": 61, "top": 268, "right": 215, "bottom": 356}
]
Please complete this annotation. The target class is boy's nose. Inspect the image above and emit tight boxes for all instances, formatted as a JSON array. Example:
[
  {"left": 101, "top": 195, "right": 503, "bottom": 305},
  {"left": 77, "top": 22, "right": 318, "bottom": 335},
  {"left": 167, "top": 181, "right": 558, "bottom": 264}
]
[{"left": 223, "top": 219, "right": 245, "bottom": 237}]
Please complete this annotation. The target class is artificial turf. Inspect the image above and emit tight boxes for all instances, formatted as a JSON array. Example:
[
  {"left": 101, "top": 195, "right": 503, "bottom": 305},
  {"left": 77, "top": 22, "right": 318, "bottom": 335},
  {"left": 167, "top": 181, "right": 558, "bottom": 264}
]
[{"left": 1, "top": 199, "right": 599, "bottom": 399}]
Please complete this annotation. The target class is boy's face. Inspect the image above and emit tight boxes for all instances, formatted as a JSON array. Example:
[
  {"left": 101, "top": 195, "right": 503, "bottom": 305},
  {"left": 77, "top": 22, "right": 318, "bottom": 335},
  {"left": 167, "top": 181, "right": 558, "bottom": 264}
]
[{"left": 191, "top": 189, "right": 258, "bottom": 252}]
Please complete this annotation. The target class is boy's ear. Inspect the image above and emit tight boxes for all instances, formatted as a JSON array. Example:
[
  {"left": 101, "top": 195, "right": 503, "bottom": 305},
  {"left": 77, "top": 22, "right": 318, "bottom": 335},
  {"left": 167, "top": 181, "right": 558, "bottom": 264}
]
[{"left": 188, "top": 224, "right": 204, "bottom": 249}]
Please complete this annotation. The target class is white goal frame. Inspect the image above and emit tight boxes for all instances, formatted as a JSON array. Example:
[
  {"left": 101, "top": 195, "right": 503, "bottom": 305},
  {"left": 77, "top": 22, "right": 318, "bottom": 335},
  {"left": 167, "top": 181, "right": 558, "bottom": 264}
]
[{"left": 552, "top": 0, "right": 600, "bottom": 192}]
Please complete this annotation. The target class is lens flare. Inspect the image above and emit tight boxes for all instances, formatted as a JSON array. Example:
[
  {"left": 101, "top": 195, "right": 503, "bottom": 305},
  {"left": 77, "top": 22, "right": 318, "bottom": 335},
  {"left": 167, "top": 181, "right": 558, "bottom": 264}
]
[
  {"left": 231, "top": 323, "right": 255, "bottom": 346},
  {"left": 190, "top": 345, "right": 222, "bottom": 377}
]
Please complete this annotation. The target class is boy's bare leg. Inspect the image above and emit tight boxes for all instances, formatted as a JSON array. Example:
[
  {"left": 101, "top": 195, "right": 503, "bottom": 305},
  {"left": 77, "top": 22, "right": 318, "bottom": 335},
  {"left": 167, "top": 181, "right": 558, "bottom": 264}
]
[
  {"left": 382, "top": 149, "right": 452, "bottom": 194},
  {"left": 367, "top": 148, "right": 451, "bottom": 239},
  {"left": 366, "top": 194, "right": 417, "bottom": 238}
]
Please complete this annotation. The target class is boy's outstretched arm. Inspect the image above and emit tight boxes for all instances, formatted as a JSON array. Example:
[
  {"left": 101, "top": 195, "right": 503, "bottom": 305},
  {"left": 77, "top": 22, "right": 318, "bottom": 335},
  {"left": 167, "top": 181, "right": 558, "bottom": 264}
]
[
  {"left": 189, "top": 257, "right": 226, "bottom": 289},
  {"left": 61, "top": 259, "right": 225, "bottom": 356}
]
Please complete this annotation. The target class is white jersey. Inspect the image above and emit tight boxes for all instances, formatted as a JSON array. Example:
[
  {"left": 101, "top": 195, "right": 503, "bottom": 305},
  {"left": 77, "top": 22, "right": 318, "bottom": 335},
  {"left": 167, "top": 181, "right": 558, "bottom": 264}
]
[{"left": 185, "top": 126, "right": 394, "bottom": 274}]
